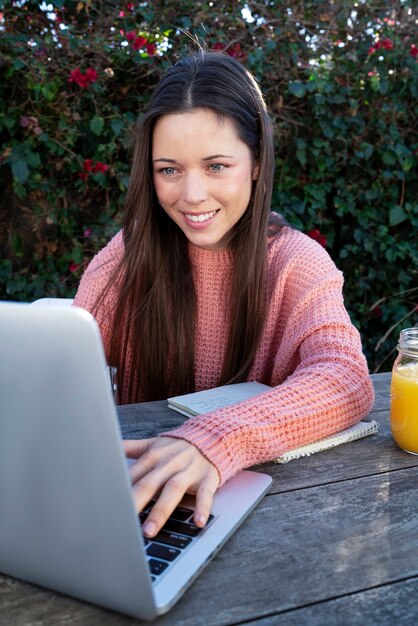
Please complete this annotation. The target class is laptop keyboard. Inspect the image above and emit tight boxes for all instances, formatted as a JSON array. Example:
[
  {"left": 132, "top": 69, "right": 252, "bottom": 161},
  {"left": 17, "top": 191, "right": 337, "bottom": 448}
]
[{"left": 139, "top": 503, "right": 214, "bottom": 583}]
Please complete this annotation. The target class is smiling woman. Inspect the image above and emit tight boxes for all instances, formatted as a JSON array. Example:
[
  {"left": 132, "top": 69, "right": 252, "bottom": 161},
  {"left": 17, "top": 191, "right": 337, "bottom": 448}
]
[{"left": 73, "top": 49, "right": 374, "bottom": 539}]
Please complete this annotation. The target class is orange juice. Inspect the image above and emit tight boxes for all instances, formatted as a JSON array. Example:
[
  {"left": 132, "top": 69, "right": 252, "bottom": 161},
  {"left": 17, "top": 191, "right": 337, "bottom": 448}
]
[{"left": 390, "top": 363, "right": 418, "bottom": 453}]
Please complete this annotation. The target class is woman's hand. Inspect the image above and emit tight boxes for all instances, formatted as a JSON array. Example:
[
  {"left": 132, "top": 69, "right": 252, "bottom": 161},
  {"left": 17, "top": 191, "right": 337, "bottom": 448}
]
[{"left": 123, "top": 437, "right": 220, "bottom": 538}]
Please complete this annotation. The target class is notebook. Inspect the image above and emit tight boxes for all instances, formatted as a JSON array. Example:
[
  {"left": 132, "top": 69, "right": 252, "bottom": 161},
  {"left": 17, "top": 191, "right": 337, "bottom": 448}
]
[{"left": 0, "top": 301, "right": 272, "bottom": 621}]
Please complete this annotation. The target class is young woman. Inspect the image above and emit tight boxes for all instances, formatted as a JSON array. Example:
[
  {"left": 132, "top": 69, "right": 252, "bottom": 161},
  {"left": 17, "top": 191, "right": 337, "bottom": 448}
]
[{"left": 74, "top": 50, "right": 374, "bottom": 538}]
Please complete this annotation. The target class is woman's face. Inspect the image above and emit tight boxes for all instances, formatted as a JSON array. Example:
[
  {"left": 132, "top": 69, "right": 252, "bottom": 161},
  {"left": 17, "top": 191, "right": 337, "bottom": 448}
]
[{"left": 152, "top": 108, "right": 258, "bottom": 250}]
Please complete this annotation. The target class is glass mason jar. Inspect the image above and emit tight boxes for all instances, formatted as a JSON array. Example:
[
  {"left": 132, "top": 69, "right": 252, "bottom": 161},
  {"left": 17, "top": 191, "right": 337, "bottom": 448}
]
[{"left": 390, "top": 328, "right": 418, "bottom": 454}]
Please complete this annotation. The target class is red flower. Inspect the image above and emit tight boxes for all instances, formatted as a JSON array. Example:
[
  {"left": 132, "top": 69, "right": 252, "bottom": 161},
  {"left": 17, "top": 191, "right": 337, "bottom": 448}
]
[
  {"left": 410, "top": 44, "right": 418, "bottom": 58},
  {"left": 83, "top": 158, "right": 93, "bottom": 172},
  {"left": 69, "top": 67, "right": 98, "bottom": 89},
  {"left": 83, "top": 228, "right": 92, "bottom": 238},
  {"left": 85, "top": 68, "right": 98, "bottom": 82},
  {"left": 212, "top": 42, "right": 245, "bottom": 60},
  {"left": 126, "top": 30, "right": 136, "bottom": 42},
  {"left": 132, "top": 36, "right": 147, "bottom": 50},
  {"left": 307, "top": 229, "right": 327, "bottom": 248},
  {"left": 126, "top": 2, "right": 135, "bottom": 10},
  {"left": 368, "top": 38, "right": 394, "bottom": 55},
  {"left": 92, "top": 162, "right": 109, "bottom": 173},
  {"left": 146, "top": 42, "right": 156, "bottom": 56},
  {"left": 69, "top": 263, "right": 80, "bottom": 273},
  {"left": 369, "top": 304, "right": 383, "bottom": 318},
  {"left": 79, "top": 159, "right": 109, "bottom": 178}
]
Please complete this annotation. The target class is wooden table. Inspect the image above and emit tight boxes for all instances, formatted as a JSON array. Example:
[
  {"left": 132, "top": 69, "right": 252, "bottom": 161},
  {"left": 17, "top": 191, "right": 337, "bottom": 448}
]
[{"left": 3, "top": 372, "right": 418, "bottom": 625}]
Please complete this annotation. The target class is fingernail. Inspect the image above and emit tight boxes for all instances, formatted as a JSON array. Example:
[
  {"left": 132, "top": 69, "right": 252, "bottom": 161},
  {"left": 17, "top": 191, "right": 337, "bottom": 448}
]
[
  {"left": 195, "top": 514, "right": 206, "bottom": 527},
  {"left": 143, "top": 521, "right": 156, "bottom": 537}
]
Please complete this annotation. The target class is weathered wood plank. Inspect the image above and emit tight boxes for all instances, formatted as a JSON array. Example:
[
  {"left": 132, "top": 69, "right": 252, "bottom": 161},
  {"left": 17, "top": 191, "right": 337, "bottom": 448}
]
[{"left": 243, "top": 576, "right": 418, "bottom": 626}]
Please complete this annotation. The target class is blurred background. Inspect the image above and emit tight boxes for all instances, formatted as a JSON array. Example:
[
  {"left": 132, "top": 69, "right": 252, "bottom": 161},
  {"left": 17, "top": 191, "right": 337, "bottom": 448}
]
[{"left": 1, "top": 0, "right": 417, "bottom": 372}]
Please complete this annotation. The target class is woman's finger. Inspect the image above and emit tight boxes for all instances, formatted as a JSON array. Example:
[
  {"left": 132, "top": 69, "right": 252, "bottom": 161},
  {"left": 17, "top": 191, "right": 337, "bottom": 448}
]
[
  {"left": 123, "top": 438, "right": 156, "bottom": 458},
  {"left": 141, "top": 472, "right": 190, "bottom": 538},
  {"left": 193, "top": 472, "right": 219, "bottom": 528}
]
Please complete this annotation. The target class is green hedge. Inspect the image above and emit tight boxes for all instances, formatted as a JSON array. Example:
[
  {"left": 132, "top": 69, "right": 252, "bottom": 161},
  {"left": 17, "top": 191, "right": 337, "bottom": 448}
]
[{"left": 1, "top": 0, "right": 417, "bottom": 371}]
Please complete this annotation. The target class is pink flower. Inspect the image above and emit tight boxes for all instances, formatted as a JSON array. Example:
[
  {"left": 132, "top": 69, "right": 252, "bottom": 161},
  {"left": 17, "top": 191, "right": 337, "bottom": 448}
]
[
  {"left": 307, "top": 229, "right": 327, "bottom": 248},
  {"left": 83, "top": 228, "right": 93, "bottom": 238},
  {"left": 410, "top": 44, "right": 418, "bottom": 58}
]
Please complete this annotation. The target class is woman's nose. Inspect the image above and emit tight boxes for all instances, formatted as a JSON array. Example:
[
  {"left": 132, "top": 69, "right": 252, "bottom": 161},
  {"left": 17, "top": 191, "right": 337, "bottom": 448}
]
[{"left": 181, "top": 172, "right": 208, "bottom": 205}]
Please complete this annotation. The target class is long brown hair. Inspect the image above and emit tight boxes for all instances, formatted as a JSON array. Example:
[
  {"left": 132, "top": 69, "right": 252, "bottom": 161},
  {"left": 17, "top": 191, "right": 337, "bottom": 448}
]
[{"left": 96, "top": 50, "right": 279, "bottom": 402}]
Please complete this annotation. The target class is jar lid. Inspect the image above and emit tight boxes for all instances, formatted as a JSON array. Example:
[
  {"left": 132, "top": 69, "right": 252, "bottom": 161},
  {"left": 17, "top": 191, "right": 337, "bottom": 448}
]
[{"left": 399, "top": 327, "right": 418, "bottom": 355}]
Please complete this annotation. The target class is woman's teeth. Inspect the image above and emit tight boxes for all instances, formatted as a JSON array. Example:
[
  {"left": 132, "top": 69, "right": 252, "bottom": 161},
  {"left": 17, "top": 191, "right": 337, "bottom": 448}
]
[{"left": 185, "top": 210, "right": 217, "bottom": 223}]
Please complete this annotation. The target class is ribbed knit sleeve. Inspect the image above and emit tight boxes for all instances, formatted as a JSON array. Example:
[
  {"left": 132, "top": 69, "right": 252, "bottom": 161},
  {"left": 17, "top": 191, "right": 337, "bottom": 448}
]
[
  {"left": 73, "top": 230, "right": 124, "bottom": 359},
  {"left": 163, "top": 228, "right": 375, "bottom": 485}
]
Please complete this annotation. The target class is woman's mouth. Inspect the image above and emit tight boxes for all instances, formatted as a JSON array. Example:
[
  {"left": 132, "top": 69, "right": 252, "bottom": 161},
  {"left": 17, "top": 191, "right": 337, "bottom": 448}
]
[{"left": 184, "top": 210, "right": 218, "bottom": 223}]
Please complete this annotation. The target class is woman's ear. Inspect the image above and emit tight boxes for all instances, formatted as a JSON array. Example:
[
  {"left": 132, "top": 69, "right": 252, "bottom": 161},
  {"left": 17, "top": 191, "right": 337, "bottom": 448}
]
[{"left": 252, "top": 162, "right": 260, "bottom": 180}]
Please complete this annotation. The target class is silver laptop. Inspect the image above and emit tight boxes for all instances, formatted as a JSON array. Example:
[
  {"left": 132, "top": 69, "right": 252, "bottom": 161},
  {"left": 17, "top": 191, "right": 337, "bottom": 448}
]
[{"left": 0, "top": 301, "right": 272, "bottom": 621}]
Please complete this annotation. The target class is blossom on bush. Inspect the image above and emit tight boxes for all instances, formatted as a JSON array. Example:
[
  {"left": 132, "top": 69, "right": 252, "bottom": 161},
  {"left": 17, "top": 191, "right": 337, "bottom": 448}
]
[
  {"left": 83, "top": 228, "right": 92, "bottom": 238},
  {"left": 69, "top": 68, "right": 98, "bottom": 89},
  {"left": 20, "top": 115, "right": 43, "bottom": 135},
  {"left": 125, "top": 31, "right": 156, "bottom": 55},
  {"left": 146, "top": 42, "right": 157, "bottom": 56},
  {"left": 368, "top": 38, "right": 394, "bottom": 55},
  {"left": 307, "top": 229, "right": 327, "bottom": 248},
  {"left": 212, "top": 42, "right": 246, "bottom": 60},
  {"left": 410, "top": 44, "right": 418, "bottom": 58},
  {"left": 78, "top": 159, "right": 109, "bottom": 180},
  {"left": 69, "top": 262, "right": 80, "bottom": 273}
]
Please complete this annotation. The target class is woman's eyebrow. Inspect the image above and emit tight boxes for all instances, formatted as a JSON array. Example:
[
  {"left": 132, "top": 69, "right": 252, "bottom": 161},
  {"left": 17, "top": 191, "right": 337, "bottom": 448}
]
[
  {"left": 153, "top": 154, "right": 235, "bottom": 164},
  {"left": 202, "top": 154, "right": 234, "bottom": 161},
  {"left": 153, "top": 157, "right": 177, "bottom": 164}
]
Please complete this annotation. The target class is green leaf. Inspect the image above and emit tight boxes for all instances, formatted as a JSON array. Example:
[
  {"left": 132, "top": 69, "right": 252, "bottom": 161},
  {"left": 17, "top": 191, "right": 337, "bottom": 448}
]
[
  {"left": 111, "top": 118, "right": 125, "bottom": 137},
  {"left": 296, "top": 150, "right": 307, "bottom": 166},
  {"left": 382, "top": 151, "right": 396, "bottom": 166},
  {"left": 90, "top": 116, "right": 105, "bottom": 136},
  {"left": 11, "top": 158, "right": 29, "bottom": 184},
  {"left": 12, "top": 58, "right": 25, "bottom": 70},
  {"left": 389, "top": 205, "right": 407, "bottom": 226},
  {"left": 288, "top": 81, "right": 306, "bottom": 98}
]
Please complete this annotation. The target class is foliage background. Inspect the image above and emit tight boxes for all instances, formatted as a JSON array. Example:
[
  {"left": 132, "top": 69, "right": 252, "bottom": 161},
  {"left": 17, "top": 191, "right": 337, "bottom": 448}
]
[{"left": 1, "top": 0, "right": 417, "bottom": 372}]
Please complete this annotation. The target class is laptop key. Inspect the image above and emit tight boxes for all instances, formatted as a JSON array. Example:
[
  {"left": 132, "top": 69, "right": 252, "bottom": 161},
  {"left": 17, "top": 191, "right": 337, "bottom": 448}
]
[
  {"left": 149, "top": 559, "right": 169, "bottom": 576},
  {"left": 153, "top": 530, "right": 192, "bottom": 549},
  {"left": 147, "top": 543, "right": 181, "bottom": 562},
  {"left": 163, "top": 519, "right": 203, "bottom": 536},
  {"left": 170, "top": 507, "right": 193, "bottom": 522}
]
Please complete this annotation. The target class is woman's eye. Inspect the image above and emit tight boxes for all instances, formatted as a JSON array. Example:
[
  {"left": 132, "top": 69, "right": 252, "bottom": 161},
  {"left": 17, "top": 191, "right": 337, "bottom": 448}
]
[
  {"left": 161, "top": 167, "right": 177, "bottom": 175},
  {"left": 209, "top": 163, "right": 225, "bottom": 172}
]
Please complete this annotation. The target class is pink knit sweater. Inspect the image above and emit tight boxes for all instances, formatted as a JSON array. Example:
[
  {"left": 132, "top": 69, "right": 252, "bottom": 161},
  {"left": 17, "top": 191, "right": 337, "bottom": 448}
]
[{"left": 74, "top": 225, "right": 374, "bottom": 485}]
